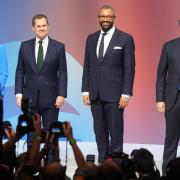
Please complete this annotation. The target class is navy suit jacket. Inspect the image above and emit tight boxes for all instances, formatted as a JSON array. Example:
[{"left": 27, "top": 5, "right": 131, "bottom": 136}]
[
  {"left": 156, "top": 38, "right": 180, "bottom": 110},
  {"left": 15, "top": 37, "right": 67, "bottom": 108},
  {"left": 82, "top": 28, "right": 135, "bottom": 102}
]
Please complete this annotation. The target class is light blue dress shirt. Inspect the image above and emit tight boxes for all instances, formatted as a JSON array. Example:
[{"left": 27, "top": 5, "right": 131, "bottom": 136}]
[{"left": 0, "top": 45, "right": 8, "bottom": 96}]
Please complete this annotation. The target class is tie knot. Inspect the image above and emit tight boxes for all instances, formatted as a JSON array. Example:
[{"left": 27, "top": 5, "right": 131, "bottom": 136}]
[
  {"left": 39, "top": 40, "right": 43, "bottom": 45},
  {"left": 102, "top": 32, "right": 107, "bottom": 36}
]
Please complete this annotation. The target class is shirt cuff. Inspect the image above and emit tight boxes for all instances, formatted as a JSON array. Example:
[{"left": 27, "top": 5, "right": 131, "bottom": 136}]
[
  {"left": 121, "top": 94, "right": 130, "bottom": 98},
  {"left": 82, "top": 92, "right": 89, "bottom": 96},
  {"left": 16, "top": 94, "right": 22, "bottom": 97}
]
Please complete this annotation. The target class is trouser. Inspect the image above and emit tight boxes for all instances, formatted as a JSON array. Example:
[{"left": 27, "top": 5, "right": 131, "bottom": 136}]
[
  {"left": 27, "top": 92, "right": 60, "bottom": 163},
  {"left": 162, "top": 92, "right": 180, "bottom": 174},
  {"left": 91, "top": 97, "right": 124, "bottom": 162},
  {"left": 28, "top": 107, "right": 60, "bottom": 163}
]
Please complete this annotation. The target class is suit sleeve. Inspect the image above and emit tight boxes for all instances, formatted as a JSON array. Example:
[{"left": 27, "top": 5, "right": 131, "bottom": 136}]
[
  {"left": 81, "top": 36, "right": 90, "bottom": 92},
  {"left": 15, "top": 43, "right": 25, "bottom": 95},
  {"left": 58, "top": 44, "right": 67, "bottom": 98},
  {"left": 122, "top": 35, "right": 135, "bottom": 96},
  {"left": 156, "top": 43, "right": 168, "bottom": 102}
]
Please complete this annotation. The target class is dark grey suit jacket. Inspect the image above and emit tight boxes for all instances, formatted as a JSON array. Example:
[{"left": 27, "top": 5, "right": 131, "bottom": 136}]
[
  {"left": 82, "top": 28, "right": 135, "bottom": 102},
  {"left": 15, "top": 37, "right": 67, "bottom": 108},
  {"left": 156, "top": 38, "right": 180, "bottom": 110}
]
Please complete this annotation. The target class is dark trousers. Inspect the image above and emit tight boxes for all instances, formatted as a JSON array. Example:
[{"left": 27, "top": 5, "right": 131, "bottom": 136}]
[
  {"left": 162, "top": 92, "right": 180, "bottom": 173},
  {"left": 91, "top": 97, "right": 124, "bottom": 162},
  {"left": 30, "top": 107, "right": 59, "bottom": 131},
  {"left": 31, "top": 106, "right": 59, "bottom": 163},
  {"left": 28, "top": 92, "right": 60, "bottom": 163}
]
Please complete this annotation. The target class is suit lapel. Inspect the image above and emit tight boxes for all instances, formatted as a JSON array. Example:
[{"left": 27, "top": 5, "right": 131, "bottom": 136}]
[
  {"left": 175, "top": 38, "right": 180, "bottom": 75},
  {"left": 42, "top": 37, "right": 53, "bottom": 69},
  {"left": 93, "top": 31, "right": 100, "bottom": 61},
  {"left": 101, "top": 29, "right": 120, "bottom": 63},
  {"left": 30, "top": 38, "right": 38, "bottom": 72}
]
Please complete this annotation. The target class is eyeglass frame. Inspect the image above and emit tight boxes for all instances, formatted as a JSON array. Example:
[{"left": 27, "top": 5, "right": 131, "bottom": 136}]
[{"left": 97, "top": 15, "right": 116, "bottom": 20}]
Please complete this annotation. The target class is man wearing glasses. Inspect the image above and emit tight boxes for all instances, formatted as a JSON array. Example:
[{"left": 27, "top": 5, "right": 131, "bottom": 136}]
[{"left": 82, "top": 4, "right": 135, "bottom": 162}]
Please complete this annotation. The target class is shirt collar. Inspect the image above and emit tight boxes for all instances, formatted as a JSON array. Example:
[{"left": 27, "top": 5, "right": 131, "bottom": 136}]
[
  {"left": 100, "top": 26, "right": 115, "bottom": 35},
  {"left": 35, "top": 36, "right": 49, "bottom": 45}
]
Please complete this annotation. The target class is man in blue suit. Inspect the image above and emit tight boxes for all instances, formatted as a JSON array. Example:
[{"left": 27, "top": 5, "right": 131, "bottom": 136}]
[
  {"left": 82, "top": 4, "right": 135, "bottom": 162},
  {"left": 15, "top": 14, "right": 67, "bottom": 161}
]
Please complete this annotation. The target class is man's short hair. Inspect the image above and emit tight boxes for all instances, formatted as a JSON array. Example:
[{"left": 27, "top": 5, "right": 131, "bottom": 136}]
[
  {"left": 32, "top": 14, "right": 49, "bottom": 26},
  {"left": 99, "top": 4, "right": 116, "bottom": 16}
]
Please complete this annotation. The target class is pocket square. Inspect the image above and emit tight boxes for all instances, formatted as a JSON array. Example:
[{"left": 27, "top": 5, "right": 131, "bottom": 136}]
[{"left": 113, "top": 46, "right": 122, "bottom": 49}]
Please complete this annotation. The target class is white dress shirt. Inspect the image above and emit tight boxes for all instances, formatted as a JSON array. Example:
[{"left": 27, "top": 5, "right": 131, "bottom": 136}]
[
  {"left": 96, "top": 26, "right": 115, "bottom": 57},
  {"left": 35, "top": 36, "right": 49, "bottom": 62}
]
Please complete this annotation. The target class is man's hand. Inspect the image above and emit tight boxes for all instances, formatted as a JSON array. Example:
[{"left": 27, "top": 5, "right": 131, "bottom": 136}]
[
  {"left": 83, "top": 95, "right": 90, "bottom": 106},
  {"left": 45, "top": 133, "right": 56, "bottom": 150},
  {"left": 32, "top": 113, "right": 41, "bottom": 134},
  {"left": 4, "top": 126, "right": 16, "bottom": 141},
  {"left": 63, "top": 121, "right": 73, "bottom": 139},
  {"left": 119, "top": 96, "right": 130, "bottom": 109},
  {"left": 156, "top": 102, "right": 165, "bottom": 113},
  {"left": 16, "top": 96, "right": 22, "bottom": 108},
  {"left": 55, "top": 96, "right": 64, "bottom": 108}
]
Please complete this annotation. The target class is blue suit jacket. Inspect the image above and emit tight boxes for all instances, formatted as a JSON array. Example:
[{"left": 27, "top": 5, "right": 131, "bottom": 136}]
[
  {"left": 15, "top": 37, "right": 67, "bottom": 108},
  {"left": 82, "top": 28, "right": 135, "bottom": 102}
]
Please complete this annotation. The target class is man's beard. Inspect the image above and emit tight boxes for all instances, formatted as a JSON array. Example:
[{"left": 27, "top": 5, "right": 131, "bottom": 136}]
[{"left": 100, "top": 21, "right": 114, "bottom": 32}]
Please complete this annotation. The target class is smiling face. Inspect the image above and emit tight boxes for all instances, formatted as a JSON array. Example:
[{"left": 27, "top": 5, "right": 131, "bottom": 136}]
[
  {"left": 32, "top": 17, "right": 49, "bottom": 40},
  {"left": 98, "top": 7, "right": 116, "bottom": 32}
]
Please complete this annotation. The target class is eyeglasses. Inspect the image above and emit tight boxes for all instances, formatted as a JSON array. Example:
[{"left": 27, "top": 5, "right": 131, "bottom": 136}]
[{"left": 98, "top": 15, "right": 115, "bottom": 20}]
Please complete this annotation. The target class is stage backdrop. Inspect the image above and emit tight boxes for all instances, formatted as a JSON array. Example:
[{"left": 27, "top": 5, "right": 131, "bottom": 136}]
[{"left": 0, "top": 0, "right": 180, "bottom": 144}]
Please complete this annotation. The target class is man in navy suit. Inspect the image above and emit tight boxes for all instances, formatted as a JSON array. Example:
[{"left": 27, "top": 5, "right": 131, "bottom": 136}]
[
  {"left": 82, "top": 4, "right": 135, "bottom": 162},
  {"left": 15, "top": 14, "right": 67, "bottom": 161},
  {"left": 156, "top": 38, "right": 180, "bottom": 175}
]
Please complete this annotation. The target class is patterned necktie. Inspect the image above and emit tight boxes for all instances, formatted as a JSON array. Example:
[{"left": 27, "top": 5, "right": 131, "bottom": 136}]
[
  {"left": 37, "top": 40, "right": 44, "bottom": 72},
  {"left": 98, "top": 32, "right": 107, "bottom": 62}
]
